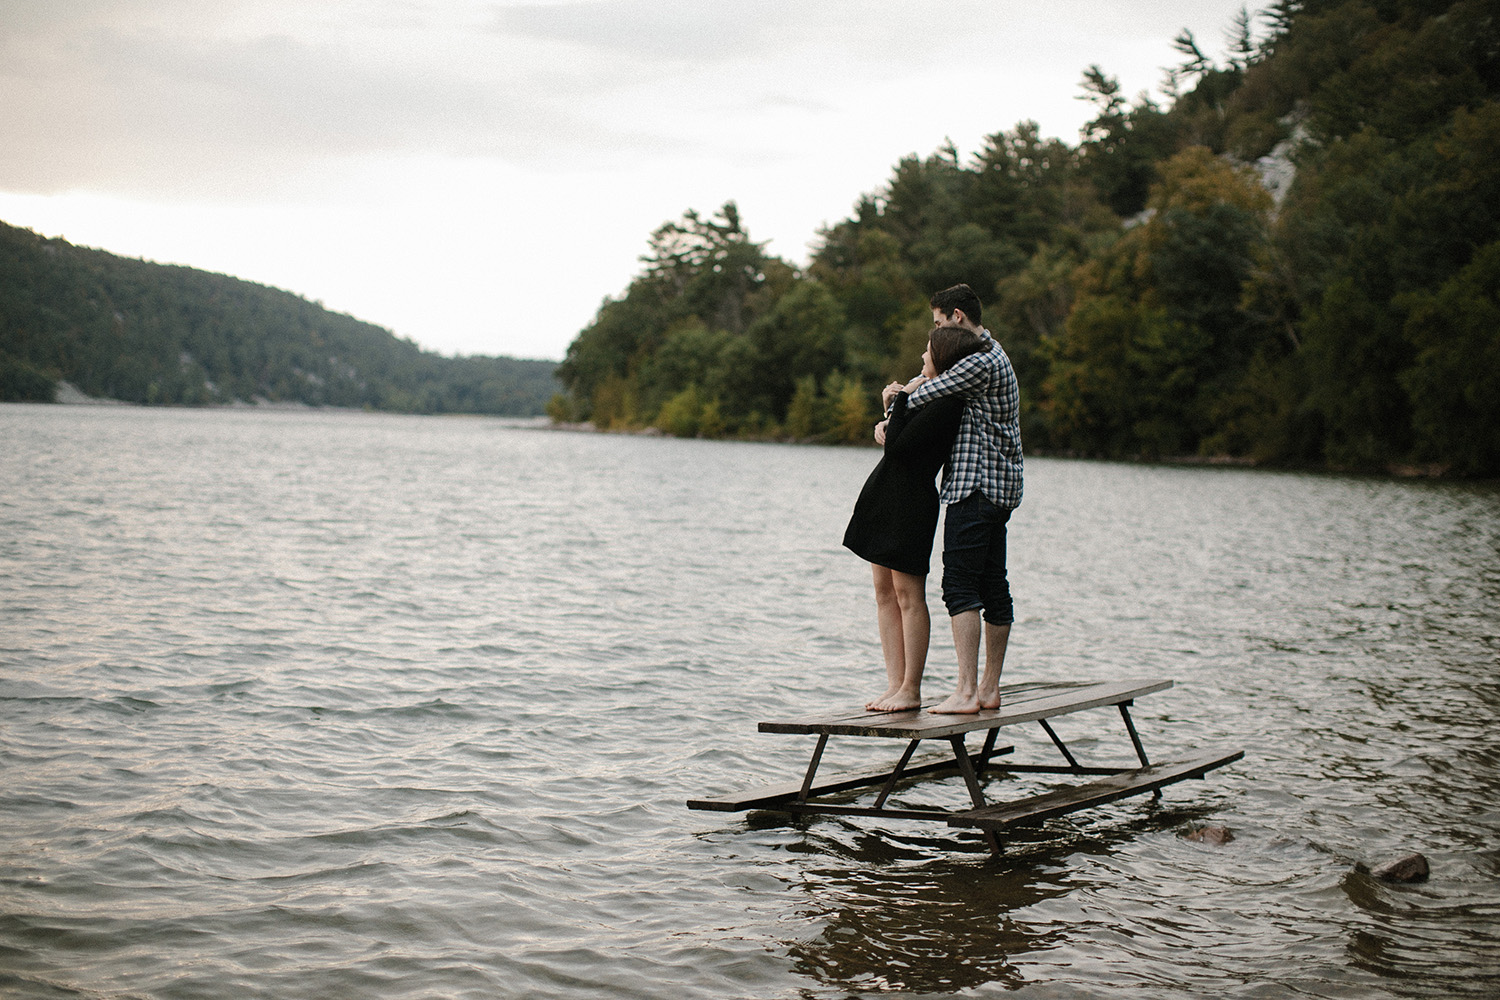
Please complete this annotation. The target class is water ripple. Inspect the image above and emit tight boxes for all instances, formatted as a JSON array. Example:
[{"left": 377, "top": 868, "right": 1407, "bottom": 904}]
[{"left": 2, "top": 406, "right": 1498, "bottom": 998}]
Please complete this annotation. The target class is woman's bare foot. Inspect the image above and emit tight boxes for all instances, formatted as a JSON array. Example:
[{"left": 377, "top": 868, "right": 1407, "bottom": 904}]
[
  {"left": 868, "top": 687, "right": 921, "bottom": 712},
  {"left": 865, "top": 687, "right": 900, "bottom": 711}
]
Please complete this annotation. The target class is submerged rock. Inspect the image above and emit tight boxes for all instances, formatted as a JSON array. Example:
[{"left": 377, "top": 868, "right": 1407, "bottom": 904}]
[
  {"left": 1183, "top": 824, "right": 1234, "bottom": 845},
  {"left": 1367, "top": 852, "right": 1430, "bottom": 883}
]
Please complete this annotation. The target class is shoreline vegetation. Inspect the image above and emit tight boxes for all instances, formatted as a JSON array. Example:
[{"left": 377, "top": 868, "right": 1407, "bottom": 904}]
[
  {"left": 538, "top": 417, "right": 1467, "bottom": 481},
  {"left": 28, "top": 381, "right": 1466, "bottom": 480},
  {"left": 548, "top": 0, "right": 1500, "bottom": 480},
  {"left": 5, "top": 1, "right": 1496, "bottom": 479},
  {"left": 40, "top": 379, "right": 552, "bottom": 422},
  {"left": 0, "top": 222, "right": 559, "bottom": 417}
]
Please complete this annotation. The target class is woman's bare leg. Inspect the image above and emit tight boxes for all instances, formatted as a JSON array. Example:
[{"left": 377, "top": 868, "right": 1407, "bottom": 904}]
[
  {"left": 869, "top": 568, "right": 928, "bottom": 711},
  {"left": 866, "top": 565, "right": 906, "bottom": 709}
]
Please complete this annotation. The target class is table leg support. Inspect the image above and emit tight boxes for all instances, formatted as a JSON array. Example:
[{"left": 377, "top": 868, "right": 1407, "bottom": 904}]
[
  {"left": 948, "top": 735, "right": 1003, "bottom": 855},
  {"left": 978, "top": 727, "right": 1000, "bottom": 773},
  {"left": 873, "top": 739, "right": 921, "bottom": 809},
  {"left": 798, "top": 734, "right": 828, "bottom": 804},
  {"left": 1118, "top": 702, "right": 1151, "bottom": 767},
  {"left": 1117, "top": 701, "right": 1160, "bottom": 799},
  {"left": 1038, "top": 717, "right": 1081, "bottom": 770}
]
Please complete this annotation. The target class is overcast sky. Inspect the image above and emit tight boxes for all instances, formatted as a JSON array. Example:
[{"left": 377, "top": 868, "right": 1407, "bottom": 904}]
[{"left": 1, "top": 0, "right": 1258, "bottom": 361}]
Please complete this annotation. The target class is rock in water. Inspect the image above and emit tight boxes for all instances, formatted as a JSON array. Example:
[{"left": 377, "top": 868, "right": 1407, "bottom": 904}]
[
  {"left": 1370, "top": 852, "right": 1430, "bottom": 883},
  {"left": 1183, "top": 825, "right": 1234, "bottom": 845}
]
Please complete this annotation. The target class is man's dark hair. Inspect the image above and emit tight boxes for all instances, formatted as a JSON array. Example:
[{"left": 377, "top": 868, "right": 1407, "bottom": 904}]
[
  {"left": 928, "top": 324, "right": 991, "bottom": 374},
  {"left": 929, "top": 283, "right": 983, "bottom": 325}
]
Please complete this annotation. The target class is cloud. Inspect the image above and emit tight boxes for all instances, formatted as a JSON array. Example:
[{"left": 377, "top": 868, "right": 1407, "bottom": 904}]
[
  {"left": 0, "top": 0, "right": 707, "bottom": 197},
  {"left": 5, "top": 0, "right": 1113, "bottom": 199},
  {"left": 492, "top": 0, "right": 792, "bottom": 60},
  {"left": 0, "top": 0, "right": 1266, "bottom": 359},
  {"left": 1, "top": 4, "right": 961, "bottom": 197}
]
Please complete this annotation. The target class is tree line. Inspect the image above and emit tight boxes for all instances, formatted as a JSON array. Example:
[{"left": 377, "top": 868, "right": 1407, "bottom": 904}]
[
  {"left": 0, "top": 221, "right": 558, "bottom": 415},
  {"left": 551, "top": 0, "right": 1499, "bottom": 477}
]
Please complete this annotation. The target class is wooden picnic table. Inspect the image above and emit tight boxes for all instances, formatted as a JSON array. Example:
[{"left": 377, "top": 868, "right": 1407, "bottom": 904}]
[{"left": 688, "top": 679, "right": 1242, "bottom": 855}]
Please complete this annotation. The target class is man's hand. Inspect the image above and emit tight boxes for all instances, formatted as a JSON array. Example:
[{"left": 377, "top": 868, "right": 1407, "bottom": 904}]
[
  {"left": 873, "top": 419, "right": 888, "bottom": 446},
  {"left": 903, "top": 373, "right": 928, "bottom": 393},
  {"left": 880, "top": 381, "right": 904, "bottom": 408}
]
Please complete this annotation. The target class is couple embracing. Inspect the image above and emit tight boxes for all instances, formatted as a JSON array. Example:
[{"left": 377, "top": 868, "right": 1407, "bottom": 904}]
[{"left": 842, "top": 284, "right": 1023, "bottom": 715}]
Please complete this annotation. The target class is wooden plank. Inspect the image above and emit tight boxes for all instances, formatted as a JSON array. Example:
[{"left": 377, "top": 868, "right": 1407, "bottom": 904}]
[
  {"left": 759, "top": 679, "right": 1173, "bottom": 739},
  {"left": 760, "top": 680, "right": 1068, "bottom": 731},
  {"left": 757, "top": 680, "right": 1164, "bottom": 737},
  {"left": 686, "top": 744, "right": 1014, "bottom": 812},
  {"left": 946, "top": 749, "right": 1244, "bottom": 830}
]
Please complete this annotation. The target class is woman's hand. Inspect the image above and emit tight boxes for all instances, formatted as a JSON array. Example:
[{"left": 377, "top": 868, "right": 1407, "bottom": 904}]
[
  {"left": 880, "top": 381, "right": 904, "bottom": 408},
  {"left": 873, "top": 419, "right": 888, "bottom": 445},
  {"left": 903, "top": 373, "right": 927, "bottom": 393}
]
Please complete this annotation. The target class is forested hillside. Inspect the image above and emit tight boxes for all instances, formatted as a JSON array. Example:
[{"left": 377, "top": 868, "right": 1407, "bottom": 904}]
[
  {"left": 0, "top": 222, "right": 558, "bottom": 414},
  {"left": 552, "top": 0, "right": 1499, "bottom": 476}
]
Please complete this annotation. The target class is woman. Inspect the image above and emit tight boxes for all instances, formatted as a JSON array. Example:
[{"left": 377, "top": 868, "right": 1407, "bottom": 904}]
[{"left": 843, "top": 326, "right": 990, "bottom": 712}]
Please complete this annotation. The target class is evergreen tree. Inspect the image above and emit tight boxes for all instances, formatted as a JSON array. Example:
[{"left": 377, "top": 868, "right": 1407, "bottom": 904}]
[{"left": 547, "top": 0, "right": 1500, "bottom": 474}]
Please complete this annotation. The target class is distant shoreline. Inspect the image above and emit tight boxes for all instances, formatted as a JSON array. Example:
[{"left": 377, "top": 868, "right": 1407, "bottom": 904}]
[
  {"left": 53, "top": 381, "right": 130, "bottom": 406},
  {"left": 44, "top": 382, "right": 548, "bottom": 420},
  {"left": 24, "top": 391, "right": 1472, "bottom": 480}
]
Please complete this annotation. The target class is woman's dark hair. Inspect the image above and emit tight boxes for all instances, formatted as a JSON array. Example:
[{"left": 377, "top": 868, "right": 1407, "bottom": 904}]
[{"left": 928, "top": 325, "right": 990, "bottom": 374}]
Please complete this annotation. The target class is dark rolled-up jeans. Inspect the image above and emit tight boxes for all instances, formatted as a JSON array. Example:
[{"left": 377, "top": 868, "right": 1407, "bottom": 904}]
[{"left": 940, "top": 491, "right": 1014, "bottom": 626}]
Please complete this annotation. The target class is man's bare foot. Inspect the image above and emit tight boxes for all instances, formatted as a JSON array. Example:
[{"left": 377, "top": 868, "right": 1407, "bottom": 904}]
[
  {"left": 978, "top": 688, "right": 1002, "bottom": 710},
  {"left": 929, "top": 690, "right": 984, "bottom": 714}
]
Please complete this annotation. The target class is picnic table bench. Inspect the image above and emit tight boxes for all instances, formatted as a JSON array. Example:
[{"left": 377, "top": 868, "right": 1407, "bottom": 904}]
[{"left": 688, "top": 679, "right": 1242, "bottom": 854}]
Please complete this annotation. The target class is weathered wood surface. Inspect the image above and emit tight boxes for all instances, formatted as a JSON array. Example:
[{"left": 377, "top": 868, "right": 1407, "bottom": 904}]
[
  {"left": 758, "top": 680, "right": 1068, "bottom": 732},
  {"left": 691, "top": 679, "right": 1243, "bottom": 854},
  {"left": 686, "top": 744, "right": 1014, "bottom": 812},
  {"left": 758, "top": 679, "right": 1173, "bottom": 740},
  {"left": 946, "top": 749, "right": 1244, "bottom": 831}
]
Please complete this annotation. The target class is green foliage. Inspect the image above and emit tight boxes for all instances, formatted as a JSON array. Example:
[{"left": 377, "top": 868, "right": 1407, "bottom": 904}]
[
  {"left": 827, "top": 374, "right": 873, "bottom": 445},
  {"left": 746, "top": 280, "right": 848, "bottom": 408},
  {"left": 545, "top": 392, "right": 576, "bottom": 423},
  {"left": 554, "top": 201, "right": 790, "bottom": 434},
  {"left": 548, "top": 0, "right": 1498, "bottom": 474},
  {"left": 1078, "top": 66, "right": 1183, "bottom": 216},
  {"left": 0, "top": 347, "right": 56, "bottom": 402},
  {"left": 1038, "top": 147, "right": 1275, "bottom": 457},
  {"left": 0, "top": 222, "right": 558, "bottom": 413},
  {"left": 655, "top": 384, "right": 707, "bottom": 438},
  {"left": 783, "top": 374, "right": 823, "bottom": 440},
  {"left": 1397, "top": 240, "right": 1500, "bottom": 474}
]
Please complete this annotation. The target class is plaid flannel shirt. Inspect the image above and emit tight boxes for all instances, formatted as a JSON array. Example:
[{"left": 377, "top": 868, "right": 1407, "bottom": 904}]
[{"left": 906, "top": 328, "right": 1024, "bottom": 509}]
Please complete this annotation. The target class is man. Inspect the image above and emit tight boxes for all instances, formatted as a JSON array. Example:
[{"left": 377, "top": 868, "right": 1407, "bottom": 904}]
[{"left": 879, "top": 283, "right": 1023, "bottom": 714}]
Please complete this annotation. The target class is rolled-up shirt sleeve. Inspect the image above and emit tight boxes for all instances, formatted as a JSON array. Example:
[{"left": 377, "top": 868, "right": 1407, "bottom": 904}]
[{"left": 907, "top": 350, "right": 991, "bottom": 409}]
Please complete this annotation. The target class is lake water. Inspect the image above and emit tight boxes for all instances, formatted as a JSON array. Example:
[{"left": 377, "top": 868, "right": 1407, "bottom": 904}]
[{"left": 2, "top": 403, "right": 1498, "bottom": 999}]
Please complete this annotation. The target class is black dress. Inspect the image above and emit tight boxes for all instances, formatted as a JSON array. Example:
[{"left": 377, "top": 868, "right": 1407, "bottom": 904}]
[{"left": 842, "top": 391, "right": 965, "bottom": 576}]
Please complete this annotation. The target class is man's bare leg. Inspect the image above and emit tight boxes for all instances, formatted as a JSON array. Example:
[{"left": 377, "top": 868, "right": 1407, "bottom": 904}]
[
  {"left": 869, "top": 569, "right": 927, "bottom": 711},
  {"left": 930, "top": 609, "right": 983, "bottom": 713},
  {"left": 978, "top": 622, "right": 1010, "bottom": 709},
  {"left": 866, "top": 565, "right": 907, "bottom": 709}
]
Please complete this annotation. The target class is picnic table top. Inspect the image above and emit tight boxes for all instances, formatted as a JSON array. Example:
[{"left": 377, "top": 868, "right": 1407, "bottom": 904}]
[{"left": 758, "top": 679, "right": 1173, "bottom": 740}]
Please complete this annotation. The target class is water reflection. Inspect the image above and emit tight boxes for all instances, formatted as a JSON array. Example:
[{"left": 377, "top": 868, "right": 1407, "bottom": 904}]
[
  {"left": 8, "top": 406, "right": 1500, "bottom": 1000},
  {"left": 1342, "top": 867, "right": 1500, "bottom": 989},
  {"left": 769, "top": 803, "right": 1219, "bottom": 994},
  {"left": 784, "top": 845, "right": 1063, "bottom": 992}
]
